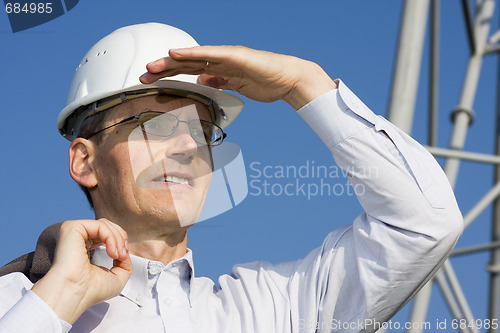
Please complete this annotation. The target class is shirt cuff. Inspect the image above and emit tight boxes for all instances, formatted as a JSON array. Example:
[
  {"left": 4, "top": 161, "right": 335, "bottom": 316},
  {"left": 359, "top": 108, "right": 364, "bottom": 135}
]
[
  {"left": 297, "top": 79, "right": 375, "bottom": 149},
  {"left": 0, "top": 290, "right": 72, "bottom": 333}
]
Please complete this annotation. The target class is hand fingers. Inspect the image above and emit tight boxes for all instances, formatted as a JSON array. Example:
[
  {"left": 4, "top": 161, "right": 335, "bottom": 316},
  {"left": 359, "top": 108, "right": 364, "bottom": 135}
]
[
  {"left": 92, "top": 220, "right": 132, "bottom": 296},
  {"left": 146, "top": 56, "right": 210, "bottom": 74},
  {"left": 109, "top": 256, "right": 133, "bottom": 286},
  {"left": 96, "top": 218, "right": 129, "bottom": 261},
  {"left": 61, "top": 219, "right": 128, "bottom": 262},
  {"left": 140, "top": 46, "right": 244, "bottom": 85},
  {"left": 47, "top": 219, "right": 133, "bottom": 315},
  {"left": 140, "top": 55, "right": 218, "bottom": 85},
  {"left": 146, "top": 46, "right": 237, "bottom": 73},
  {"left": 168, "top": 45, "right": 244, "bottom": 63},
  {"left": 140, "top": 54, "right": 236, "bottom": 90},
  {"left": 108, "top": 220, "right": 129, "bottom": 254}
]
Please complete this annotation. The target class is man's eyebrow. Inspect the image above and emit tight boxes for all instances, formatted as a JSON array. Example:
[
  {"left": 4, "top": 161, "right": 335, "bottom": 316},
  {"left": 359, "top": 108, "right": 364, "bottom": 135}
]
[{"left": 143, "top": 109, "right": 163, "bottom": 113}]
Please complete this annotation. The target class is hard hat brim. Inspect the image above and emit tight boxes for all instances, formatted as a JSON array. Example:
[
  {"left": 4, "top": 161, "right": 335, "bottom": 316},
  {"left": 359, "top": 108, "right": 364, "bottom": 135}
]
[{"left": 57, "top": 79, "right": 244, "bottom": 141}]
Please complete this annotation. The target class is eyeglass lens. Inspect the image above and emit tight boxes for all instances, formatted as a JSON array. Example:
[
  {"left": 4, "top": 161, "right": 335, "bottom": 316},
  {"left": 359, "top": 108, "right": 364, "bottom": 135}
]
[{"left": 138, "top": 112, "right": 224, "bottom": 146}]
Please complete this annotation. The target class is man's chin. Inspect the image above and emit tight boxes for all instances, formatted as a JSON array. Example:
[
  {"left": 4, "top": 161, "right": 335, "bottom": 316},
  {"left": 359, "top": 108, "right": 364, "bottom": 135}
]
[
  {"left": 133, "top": 188, "right": 207, "bottom": 226},
  {"left": 153, "top": 204, "right": 204, "bottom": 227}
]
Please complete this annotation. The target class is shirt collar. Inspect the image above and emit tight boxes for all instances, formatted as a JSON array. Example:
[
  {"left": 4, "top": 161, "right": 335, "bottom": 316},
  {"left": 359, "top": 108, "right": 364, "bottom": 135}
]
[
  {"left": 184, "top": 248, "right": 195, "bottom": 286},
  {"left": 91, "top": 246, "right": 195, "bottom": 306}
]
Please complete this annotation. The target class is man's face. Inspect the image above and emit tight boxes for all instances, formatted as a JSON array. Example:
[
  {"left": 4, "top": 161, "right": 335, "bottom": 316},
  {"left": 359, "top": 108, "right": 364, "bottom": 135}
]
[{"left": 90, "top": 95, "right": 213, "bottom": 235}]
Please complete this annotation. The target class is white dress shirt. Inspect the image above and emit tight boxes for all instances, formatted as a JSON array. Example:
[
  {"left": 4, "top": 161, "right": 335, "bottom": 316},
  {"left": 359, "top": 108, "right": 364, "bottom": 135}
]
[{"left": 0, "top": 80, "right": 463, "bottom": 332}]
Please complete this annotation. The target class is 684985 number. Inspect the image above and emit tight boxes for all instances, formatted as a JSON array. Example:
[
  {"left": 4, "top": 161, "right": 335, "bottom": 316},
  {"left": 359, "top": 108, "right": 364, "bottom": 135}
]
[
  {"left": 451, "top": 319, "right": 498, "bottom": 330},
  {"left": 5, "top": 3, "right": 53, "bottom": 14}
]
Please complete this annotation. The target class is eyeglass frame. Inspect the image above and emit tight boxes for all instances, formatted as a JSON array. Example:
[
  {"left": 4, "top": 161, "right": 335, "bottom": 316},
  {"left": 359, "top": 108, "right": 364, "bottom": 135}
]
[
  {"left": 63, "top": 88, "right": 229, "bottom": 141},
  {"left": 83, "top": 111, "right": 227, "bottom": 146}
]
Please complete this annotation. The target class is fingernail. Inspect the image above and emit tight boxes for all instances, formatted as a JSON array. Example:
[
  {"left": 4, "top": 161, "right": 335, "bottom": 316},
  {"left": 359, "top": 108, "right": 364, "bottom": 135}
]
[
  {"left": 139, "top": 73, "right": 149, "bottom": 83},
  {"left": 122, "top": 247, "right": 128, "bottom": 256},
  {"left": 125, "top": 240, "right": 129, "bottom": 251},
  {"left": 115, "top": 248, "right": 119, "bottom": 259},
  {"left": 170, "top": 48, "right": 184, "bottom": 56}
]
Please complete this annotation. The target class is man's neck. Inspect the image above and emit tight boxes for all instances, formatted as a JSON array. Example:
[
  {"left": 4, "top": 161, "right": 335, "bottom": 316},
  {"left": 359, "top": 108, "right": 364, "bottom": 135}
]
[
  {"left": 93, "top": 207, "right": 190, "bottom": 265},
  {"left": 128, "top": 230, "right": 188, "bottom": 265}
]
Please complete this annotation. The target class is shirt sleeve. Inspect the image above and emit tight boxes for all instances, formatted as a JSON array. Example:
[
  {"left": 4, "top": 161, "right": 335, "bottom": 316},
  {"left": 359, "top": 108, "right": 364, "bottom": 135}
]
[
  {"left": 226, "top": 80, "right": 463, "bottom": 332},
  {"left": 0, "top": 273, "right": 72, "bottom": 333}
]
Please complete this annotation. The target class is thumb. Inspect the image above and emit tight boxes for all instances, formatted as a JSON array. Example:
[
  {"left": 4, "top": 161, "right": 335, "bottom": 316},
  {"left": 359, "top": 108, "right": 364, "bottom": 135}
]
[
  {"left": 199, "top": 74, "right": 233, "bottom": 90},
  {"left": 97, "top": 255, "right": 133, "bottom": 303},
  {"left": 110, "top": 255, "right": 134, "bottom": 287}
]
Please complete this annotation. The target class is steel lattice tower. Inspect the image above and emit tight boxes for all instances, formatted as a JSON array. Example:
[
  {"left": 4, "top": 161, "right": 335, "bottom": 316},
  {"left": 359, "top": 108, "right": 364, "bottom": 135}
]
[{"left": 384, "top": 0, "right": 500, "bottom": 332}]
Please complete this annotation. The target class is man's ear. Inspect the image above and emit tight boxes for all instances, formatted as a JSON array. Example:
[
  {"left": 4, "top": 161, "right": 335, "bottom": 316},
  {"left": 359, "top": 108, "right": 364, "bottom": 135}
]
[{"left": 69, "top": 138, "right": 98, "bottom": 188}]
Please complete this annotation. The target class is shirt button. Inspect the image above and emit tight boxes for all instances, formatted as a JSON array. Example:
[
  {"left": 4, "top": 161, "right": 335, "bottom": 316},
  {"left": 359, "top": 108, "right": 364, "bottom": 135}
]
[
  {"left": 136, "top": 295, "right": 143, "bottom": 302},
  {"left": 164, "top": 297, "right": 172, "bottom": 306},
  {"left": 148, "top": 266, "right": 160, "bottom": 275}
]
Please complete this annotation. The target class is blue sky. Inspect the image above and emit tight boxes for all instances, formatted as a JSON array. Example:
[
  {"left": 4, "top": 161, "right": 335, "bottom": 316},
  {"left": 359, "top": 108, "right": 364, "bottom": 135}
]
[{"left": 0, "top": 0, "right": 498, "bottom": 330}]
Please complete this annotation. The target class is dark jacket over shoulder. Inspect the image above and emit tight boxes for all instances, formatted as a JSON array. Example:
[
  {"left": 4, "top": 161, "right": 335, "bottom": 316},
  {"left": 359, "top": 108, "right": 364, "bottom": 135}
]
[{"left": 0, "top": 223, "right": 61, "bottom": 283}]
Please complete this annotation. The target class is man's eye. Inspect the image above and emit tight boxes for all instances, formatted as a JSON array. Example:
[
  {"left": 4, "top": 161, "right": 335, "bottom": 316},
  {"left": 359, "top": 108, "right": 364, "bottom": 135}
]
[
  {"left": 191, "top": 127, "right": 206, "bottom": 139},
  {"left": 143, "top": 119, "right": 175, "bottom": 136}
]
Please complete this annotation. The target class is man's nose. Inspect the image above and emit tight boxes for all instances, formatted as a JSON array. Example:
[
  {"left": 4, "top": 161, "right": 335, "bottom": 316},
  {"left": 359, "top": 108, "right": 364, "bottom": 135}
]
[{"left": 165, "top": 122, "right": 198, "bottom": 162}]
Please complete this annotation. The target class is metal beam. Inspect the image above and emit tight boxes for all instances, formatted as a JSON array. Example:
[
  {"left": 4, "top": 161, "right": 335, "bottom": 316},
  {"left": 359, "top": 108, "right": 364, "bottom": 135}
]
[
  {"left": 429, "top": 0, "right": 439, "bottom": 146},
  {"left": 451, "top": 241, "right": 500, "bottom": 256},
  {"left": 388, "top": 2, "right": 431, "bottom": 329},
  {"left": 444, "top": 0, "right": 495, "bottom": 187},
  {"left": 485, "top": 44, "right": 500, "bottom": 54},
  {"left": 388, "top": 1, "right": 499, "bottom": 331},
  {"left": 407, "top": 280, "right": 433, "bottom": 333},
  {"left": 426, "top": 146, "right": 500, "bottom": 164},
  {"left": 463, "top": 182, "right": 500, "bottom": 227},
  {"left": 409, "top": 1, "right": 496, "bottom": 332},
  {"left": 387, "top": 0, "right": 430, "bottom": 134},
  {"left": 443, "top": 261, "right": 480, "bottom": 333},
  {"left": 488, "top": 7, "right": 500, "bottom": 329},
  {"left": 461, "top": 0, "right": 477, "bottom": 54},
  {"left": 434, "top": 271, "right": 469, "bottom": 333}
]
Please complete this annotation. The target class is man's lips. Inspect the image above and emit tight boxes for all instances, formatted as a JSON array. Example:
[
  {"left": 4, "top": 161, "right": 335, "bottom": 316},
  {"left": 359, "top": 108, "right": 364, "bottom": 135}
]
[{"left": 152, "top": 172, "right": 194, "bottom": 186}]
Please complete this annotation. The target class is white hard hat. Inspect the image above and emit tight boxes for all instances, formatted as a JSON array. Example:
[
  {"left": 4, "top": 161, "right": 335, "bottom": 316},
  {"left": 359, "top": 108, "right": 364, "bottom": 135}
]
[{"left": 58, "top": 22, "right": 244, "bottom": 141}]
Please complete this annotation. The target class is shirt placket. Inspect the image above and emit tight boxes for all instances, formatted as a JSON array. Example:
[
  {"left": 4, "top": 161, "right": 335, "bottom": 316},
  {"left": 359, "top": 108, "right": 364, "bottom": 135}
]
[{"left": 153, "top": 261, "right": 193, "bottom": 333}]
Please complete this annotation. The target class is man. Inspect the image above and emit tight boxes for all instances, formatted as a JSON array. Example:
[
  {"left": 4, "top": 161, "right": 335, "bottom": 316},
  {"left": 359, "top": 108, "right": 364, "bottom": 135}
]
[{"left": 0, "top": 23, "right": 463, "bottom": 332}]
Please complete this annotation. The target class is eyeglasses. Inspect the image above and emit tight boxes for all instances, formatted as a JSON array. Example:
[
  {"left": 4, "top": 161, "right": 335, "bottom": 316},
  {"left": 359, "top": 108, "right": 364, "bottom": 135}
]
[{"left": 84, "top": 111, "right": 226, "bottom": 146}]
